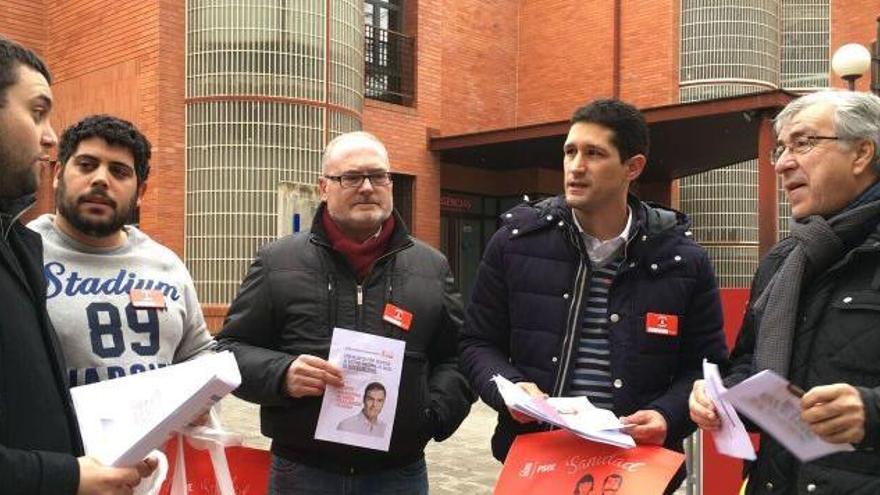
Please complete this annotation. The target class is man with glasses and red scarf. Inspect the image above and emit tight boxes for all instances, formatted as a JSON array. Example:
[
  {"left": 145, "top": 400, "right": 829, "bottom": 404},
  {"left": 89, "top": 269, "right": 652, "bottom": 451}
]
[
  {"left": 690, "top": 90, "right": 880, "bottom": 494},
  {"left": 217, "top": 131, "right": 473, "bottom": 494}
]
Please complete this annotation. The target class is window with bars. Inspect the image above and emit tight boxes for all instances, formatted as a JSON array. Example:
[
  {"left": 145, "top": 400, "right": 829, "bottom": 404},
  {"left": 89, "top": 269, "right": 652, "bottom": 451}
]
[
  {"left": 185, "top": 0, "right": 364, "bottom": 305},
  {"left": 364, "top": 0, "right": 414, "bottom": 105}
]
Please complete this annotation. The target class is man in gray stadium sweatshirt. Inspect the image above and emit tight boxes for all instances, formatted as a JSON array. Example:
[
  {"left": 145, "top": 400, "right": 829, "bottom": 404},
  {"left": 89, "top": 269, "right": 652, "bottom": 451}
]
[{"left": 29, "top": 114, "right": 214, "bottom": 387}]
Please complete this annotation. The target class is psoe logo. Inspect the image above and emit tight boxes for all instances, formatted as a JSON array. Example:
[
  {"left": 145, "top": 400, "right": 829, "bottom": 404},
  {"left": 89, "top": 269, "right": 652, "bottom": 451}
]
[{"left": 518, "top": 461, "right": 556, "bottom": 478}]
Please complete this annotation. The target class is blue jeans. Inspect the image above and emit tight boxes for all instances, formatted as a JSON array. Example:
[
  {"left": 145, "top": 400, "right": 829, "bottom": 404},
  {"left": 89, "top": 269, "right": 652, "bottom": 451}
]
[{"left": 267, "top": 455, "right": 429, "bottom": 495}]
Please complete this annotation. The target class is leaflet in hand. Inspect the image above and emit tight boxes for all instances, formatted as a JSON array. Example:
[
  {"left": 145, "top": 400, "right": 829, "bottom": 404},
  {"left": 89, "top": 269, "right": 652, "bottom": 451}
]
[
  {"left": 71, "top": 351, "right": 241, "bottom": 467},
  {"left": 492, "top": 374, "right": 634, "bottom": 448},
  {"left": 701, "top": 360, "right": 756, "bottom": 460},
  {"left": 720, "top": 369, "right": 854, "bottom": 462},
  {"left": 314, "top": 328, "right": 405, "bottom": 452}
]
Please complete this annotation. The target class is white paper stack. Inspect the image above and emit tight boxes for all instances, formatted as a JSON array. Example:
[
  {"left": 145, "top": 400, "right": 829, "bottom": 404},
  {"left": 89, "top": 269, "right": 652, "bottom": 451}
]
[
  {"left": 492, "top": 375, "right": 634, "bottom": 448},
  {"left": 71, "top": 351, "right": 241, "bottom": 467},
  {"left": 721, "top": 369, "right": 854, "bottom": 462}
]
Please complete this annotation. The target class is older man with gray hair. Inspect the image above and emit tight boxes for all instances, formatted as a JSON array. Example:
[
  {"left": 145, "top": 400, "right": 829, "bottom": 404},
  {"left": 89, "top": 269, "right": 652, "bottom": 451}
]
[
  {"left": 217, "top": 131, "right": 473, "bottom": 494},
  {"left": 689, "top": 90, "right": 880, "bottom": 493}
]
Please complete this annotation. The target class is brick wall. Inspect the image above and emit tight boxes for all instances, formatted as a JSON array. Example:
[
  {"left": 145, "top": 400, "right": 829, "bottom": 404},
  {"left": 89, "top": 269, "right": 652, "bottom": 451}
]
[
  {"left": 1, "top": 0, "right": 46, "bottom": 56},
  {"left": 515, "top": 0, "right": 617, "bottom": 125},
  {"left": 619, "top": 0, "right": 679, "bottom": 108},
  {"left": 22, "top": 0, "right": 188, "bottom": 256},
  {"left": 153, "top": 0, "right": 186, "bottom": 256},
  {"left": 440, "top": 0, "right": 519, "bottom": 135},
  {"left": 515, "top": 0, "right": 680, "bottom": 125}
]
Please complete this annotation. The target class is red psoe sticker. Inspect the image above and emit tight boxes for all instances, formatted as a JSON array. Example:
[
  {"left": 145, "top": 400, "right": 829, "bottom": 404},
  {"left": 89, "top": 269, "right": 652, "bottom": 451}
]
[
  {"left": 129, "top": 289, "right": 166, "bottom": 309},
  {"left": 383, "top": 303, "right": 413, "bottom": 331},
  {"left": 646, "top": 312, "right": 678, "bottom": 336}
]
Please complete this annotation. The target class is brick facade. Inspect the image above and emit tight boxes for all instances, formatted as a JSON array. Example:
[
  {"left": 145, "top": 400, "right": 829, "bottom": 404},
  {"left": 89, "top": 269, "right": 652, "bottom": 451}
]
[
  {"left": 2, "top": 0, "right": 879, "bottom": 318},
  {"left": 5, "top": 0, "right": 877, "bottom": 252},
  {"left": 5, "top": 0, "right": 186, "bottom": 255},
  {"left": 1, "top": 0, "right": 46, "bottom": 56}
]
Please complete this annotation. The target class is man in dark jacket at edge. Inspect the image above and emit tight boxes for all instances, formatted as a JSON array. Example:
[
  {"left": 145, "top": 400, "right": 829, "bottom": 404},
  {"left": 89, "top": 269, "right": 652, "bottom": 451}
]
[
  {"left": 0, "top": 37, "right": 154, "bottom": 495},
  {"left": 459, "top": 99, "right": 728, "bottom": 492},
  {"left": 690, "top": 90, "right": 880, "bottom": 494},
  {"left": 216, "top": 131, "right": 474, "bottom": 494}
]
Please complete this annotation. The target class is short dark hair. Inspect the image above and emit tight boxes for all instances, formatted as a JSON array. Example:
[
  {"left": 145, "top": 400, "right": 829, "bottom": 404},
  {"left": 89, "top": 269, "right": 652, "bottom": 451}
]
[
  {"left": 364, "top": 382, "right": 386, "bottom": 399},
  {"left": 0, "top": 37, "right": 51, "bottom": 108},
  {"left": 58, "top": 115, "right": 152, "bottom": 183},
  {"left": 574, "top": 473, "right": 594, "bottom": 494},
  {"left": 570, "top": 99, "right": 649, "bottom": 161}
]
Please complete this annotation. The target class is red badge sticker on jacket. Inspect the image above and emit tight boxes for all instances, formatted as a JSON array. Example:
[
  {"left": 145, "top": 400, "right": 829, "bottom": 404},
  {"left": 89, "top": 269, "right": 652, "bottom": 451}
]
[
  {"left": 383, "top": 304, "right": 413, "bottom": 331},
  {"left": 130, "top": 289, "right": 166, "bottom": 309},
  {"left": 646, "top": 312, "right": 678, "bottom": 336}
]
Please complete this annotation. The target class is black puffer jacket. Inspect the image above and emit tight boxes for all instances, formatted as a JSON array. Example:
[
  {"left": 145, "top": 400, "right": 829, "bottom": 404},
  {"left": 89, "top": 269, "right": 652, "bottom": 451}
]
[
  {"left": 216, "top": 205, "right": 474, "bottom": 474},
  {"left": 0, "top": 197, "right": 83, "bottom": 495},
  {"left": 727, "top": 219, "right": 880, "bottom": 495},
  {"left": 460, "top": 195, "right": 727, "bottom": 461}
]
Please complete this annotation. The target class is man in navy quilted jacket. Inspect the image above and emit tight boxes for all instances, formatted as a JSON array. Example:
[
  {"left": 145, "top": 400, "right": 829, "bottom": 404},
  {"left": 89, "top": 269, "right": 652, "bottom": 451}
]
[{"left": 460, "top": 98, "right": 728, "bottom": 492}]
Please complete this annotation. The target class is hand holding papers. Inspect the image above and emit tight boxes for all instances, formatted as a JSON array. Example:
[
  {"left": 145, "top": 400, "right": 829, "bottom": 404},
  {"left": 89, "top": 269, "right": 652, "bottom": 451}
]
[
  {"left": 315, "top": 328, "right": 405, "bottom": 452},
  {"left": 492, "top": 375, "right": 635, "bottom": 448},
  {"left": 71, "top": 351, "right": 241, "bottom": 467},
  {"left": 720, "top": 370, "right": 855, "bottom": 462},
  {"left": 701, "top": 360, "right": 756, "bottom": 460}
]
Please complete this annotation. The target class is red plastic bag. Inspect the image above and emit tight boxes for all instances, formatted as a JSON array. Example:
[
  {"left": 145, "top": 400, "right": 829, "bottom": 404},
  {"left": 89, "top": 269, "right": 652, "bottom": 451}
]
[
  {"left": 158, "top": 435, "right": 270, "bottom": 495},
  {"left": 494, "top": 430, "right": 684, "bottom": 495}
]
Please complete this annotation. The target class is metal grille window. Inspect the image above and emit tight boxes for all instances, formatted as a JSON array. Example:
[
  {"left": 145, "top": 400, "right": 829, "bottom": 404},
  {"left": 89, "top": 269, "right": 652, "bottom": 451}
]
[
  {"left": 679, "top": 0, "right": 780, "bottom": 288},
  {"left": 186, "top": 0, "right": 363, "bottom": 305},
  {"left": 781, "top": 0, "right": 830, "bottom": 91},
  {"left": 679, "top": 163, "right": 760, "bottom": 288},
  {"left": 680, "top": 0, "right": 781, "bottom": 101},
  {"left": 364, "top": 0, "right": 414, "bottom": 105}
]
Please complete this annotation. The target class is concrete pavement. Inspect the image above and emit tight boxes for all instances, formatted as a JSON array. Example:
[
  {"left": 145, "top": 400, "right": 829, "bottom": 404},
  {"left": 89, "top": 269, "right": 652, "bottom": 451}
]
[{"left": 218, "top": 396, "right": 502, "bottom": 493}]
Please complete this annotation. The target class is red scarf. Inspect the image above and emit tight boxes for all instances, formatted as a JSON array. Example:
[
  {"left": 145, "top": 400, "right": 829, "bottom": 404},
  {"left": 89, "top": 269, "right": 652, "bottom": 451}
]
[{"left": 322, "top": 209, "right": 396, "bottom": 280}]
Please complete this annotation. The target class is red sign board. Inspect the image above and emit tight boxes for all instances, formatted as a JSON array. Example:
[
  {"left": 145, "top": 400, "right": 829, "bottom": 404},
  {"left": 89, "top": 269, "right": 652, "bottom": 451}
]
[
  {"left": 495, "top": 430, "right": 685, "bottom": 495},
  {"left": 440, "top": 195, "right": 474, "bottom": 212}
]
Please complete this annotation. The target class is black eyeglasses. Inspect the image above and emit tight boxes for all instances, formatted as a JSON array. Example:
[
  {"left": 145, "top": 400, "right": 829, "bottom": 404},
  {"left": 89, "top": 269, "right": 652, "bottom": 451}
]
[
  {"left": 771, "top": 135, "right": 840, "bottom": 163},
  {"left": 323, "top": 172, "right": 393, "bottom": 188}
]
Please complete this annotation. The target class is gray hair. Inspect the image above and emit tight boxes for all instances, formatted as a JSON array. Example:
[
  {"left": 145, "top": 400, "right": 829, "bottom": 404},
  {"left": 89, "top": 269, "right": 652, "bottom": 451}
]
[
  {"left": 321, "top": 131, "right": 389, "bottom": 173},
  {"left": 774, "top": 90, "right": 880, "bottom": 172}
]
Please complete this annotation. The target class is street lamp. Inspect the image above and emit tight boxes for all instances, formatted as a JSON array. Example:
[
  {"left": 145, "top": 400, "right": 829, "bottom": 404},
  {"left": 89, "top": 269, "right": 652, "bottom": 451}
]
[{"left": 832, "top": 43, "right": 872, "bottom": 90}]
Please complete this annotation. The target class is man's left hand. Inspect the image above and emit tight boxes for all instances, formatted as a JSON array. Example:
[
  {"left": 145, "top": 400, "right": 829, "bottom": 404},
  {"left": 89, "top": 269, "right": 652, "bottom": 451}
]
[
  {"left": 621, "top": 409, "right": 668, "bottom": 445},
  {"left": 801, "top": 383, "right": 865, "bottom": 444}
]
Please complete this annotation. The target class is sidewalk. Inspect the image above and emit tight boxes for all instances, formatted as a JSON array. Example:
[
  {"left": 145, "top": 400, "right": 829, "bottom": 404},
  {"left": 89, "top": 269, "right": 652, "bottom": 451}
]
[{"left": 218, "top": 396, "right": 501, "bottom": 493}]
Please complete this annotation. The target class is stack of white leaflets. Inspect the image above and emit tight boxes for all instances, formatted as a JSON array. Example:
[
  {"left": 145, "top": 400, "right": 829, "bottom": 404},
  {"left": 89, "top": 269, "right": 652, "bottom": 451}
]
[
  {"left": 492, "top": 374, "right": 634, "bottom": 448},
  {"left": 720, "top": 369, "right": 854, "bottom": 462},
  {"left": 71, "top": 351, "right": 241, "bottom": 467}
]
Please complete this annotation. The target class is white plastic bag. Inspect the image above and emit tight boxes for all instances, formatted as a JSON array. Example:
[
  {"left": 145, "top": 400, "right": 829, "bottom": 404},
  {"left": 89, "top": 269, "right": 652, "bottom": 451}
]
[{"left": 138, "top": 408, "right": 244, "bottom": 495}]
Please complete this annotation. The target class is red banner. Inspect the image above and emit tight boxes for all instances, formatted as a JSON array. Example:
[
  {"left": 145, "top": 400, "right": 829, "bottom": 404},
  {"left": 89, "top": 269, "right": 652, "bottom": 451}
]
[{"left": 495, "top": 430, "right": 685, "bottom": 495}]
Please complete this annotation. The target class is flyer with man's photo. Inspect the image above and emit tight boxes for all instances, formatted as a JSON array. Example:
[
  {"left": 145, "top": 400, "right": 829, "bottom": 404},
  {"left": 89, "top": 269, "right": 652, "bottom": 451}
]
[{"left": 314, "top": 327, "right": 405, "bottom": 451}]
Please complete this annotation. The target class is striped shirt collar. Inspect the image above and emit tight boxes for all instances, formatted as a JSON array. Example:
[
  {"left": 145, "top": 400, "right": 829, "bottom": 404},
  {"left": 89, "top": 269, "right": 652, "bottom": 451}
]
[{"left": 571, "top": 207, "right": 632, "bottom": 267}]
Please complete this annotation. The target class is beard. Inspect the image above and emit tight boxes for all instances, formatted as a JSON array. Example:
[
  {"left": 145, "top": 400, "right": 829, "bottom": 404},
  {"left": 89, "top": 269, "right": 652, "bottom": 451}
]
[
  {"left": 0, "top": 139, "right": 39, "bottom": 199},
  {"left": 55, "top": 177, "right": 137, "bottom": 238}
]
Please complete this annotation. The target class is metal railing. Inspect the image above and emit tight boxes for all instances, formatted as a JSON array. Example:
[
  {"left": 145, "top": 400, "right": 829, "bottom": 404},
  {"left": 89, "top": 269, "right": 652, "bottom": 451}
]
[{"left": 365, "top": 25, "right": 414, "bottom": 105}]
